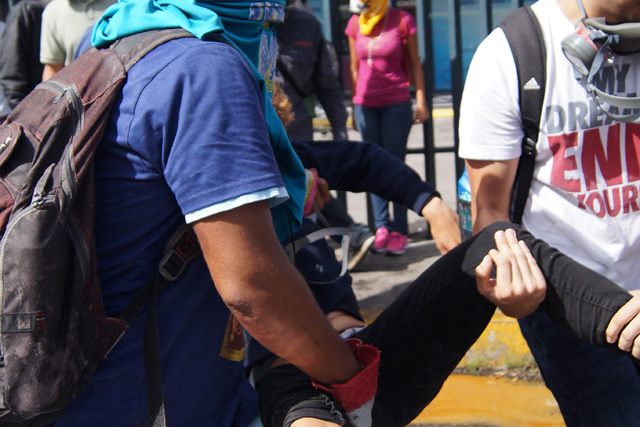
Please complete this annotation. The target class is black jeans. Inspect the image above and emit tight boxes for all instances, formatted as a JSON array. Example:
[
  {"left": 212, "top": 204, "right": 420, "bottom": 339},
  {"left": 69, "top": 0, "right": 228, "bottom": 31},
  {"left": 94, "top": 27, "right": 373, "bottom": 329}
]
[{"left": 259, "top": 222, "right": 633, "bottom": 427}]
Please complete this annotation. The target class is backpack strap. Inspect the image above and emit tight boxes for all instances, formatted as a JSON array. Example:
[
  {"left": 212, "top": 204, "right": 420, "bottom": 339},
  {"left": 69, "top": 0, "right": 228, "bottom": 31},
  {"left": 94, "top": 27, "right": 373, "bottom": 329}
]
[
  {"left": 499, "top": 6, "right": 546, "bottom": 225},
  {"left": 115, "top": 224, "right": 201, "bottom": 427},
  {"left": 112, "top": 28, "right": 194, "bottom": 70},
  {"left": 116, "top": 225, "right": 201, "bottom": 326}
]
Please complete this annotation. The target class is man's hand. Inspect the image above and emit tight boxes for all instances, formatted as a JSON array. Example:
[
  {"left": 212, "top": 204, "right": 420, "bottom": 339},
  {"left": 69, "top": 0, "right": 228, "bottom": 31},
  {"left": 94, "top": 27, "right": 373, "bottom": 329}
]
[
  {"left": 304, "top": 169, "right": 330, "bottom": 215},
  {"left": 606, "top": 291, "right": 640, "bottom": 358},
  {"left": 413, "top": 104, "right": 430, "bottom": 124},
  {"left": 421, "top": 197, "right": 461, "bottom": 254},
  {"left": 314, "top": 174, "right": 330, "bottom": 211},
  {"left": 475, "top": 229, "right": 546, "bottom": 318}
]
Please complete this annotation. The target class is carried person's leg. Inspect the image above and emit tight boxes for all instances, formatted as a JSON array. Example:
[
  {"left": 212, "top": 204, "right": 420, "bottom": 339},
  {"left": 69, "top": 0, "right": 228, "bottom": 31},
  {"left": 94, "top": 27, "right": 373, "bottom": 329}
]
[
  {"left": 258, "top": 222, "right": 635, "bottom": 427},
  {"left": 353, "top": 227, "right": 495, "bottom": 426},
  {"left": 354, "top": 221, "right": 634, "bottom": 426}
]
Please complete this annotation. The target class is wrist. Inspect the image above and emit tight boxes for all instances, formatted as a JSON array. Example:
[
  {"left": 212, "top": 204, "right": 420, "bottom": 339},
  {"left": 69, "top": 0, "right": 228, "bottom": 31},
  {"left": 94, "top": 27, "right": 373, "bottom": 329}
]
[
  {"left": 312, "top": 339, "right": 380, "bottom": 413},
  {"left": 421, "top": 196, "right": 444, "bottom": 220}
]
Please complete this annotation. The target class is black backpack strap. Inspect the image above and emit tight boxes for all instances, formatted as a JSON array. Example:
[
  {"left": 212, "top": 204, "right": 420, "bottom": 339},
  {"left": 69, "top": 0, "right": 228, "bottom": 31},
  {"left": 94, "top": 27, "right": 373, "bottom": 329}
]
[
  {"left": 117, "top": 225, "right": 201, "bottom": 326},
  {"left": 111, "top": 28, "right": 228, "bottom": 71},
  {"left": 115, "top": 225, "right": 201, "bottom": 426},
  {"left": 499, "top": 6, "right": 546, "bottom": 224},
  {"left": 111, "top": 28, "right": 195, "bottom": 70}
]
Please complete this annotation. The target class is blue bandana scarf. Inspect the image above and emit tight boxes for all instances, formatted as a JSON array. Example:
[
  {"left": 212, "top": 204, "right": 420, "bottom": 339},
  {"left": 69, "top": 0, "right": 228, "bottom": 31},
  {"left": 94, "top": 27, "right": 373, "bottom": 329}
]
[{"left": 92, "top": 0, "right": 305, "bottom": 241}]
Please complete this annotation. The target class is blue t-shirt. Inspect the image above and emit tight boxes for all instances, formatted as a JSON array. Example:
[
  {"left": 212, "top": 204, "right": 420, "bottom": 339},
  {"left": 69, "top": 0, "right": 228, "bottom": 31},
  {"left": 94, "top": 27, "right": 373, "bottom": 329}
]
[{"left": 53, "top": 37, "right": 286, "bottom": 426}]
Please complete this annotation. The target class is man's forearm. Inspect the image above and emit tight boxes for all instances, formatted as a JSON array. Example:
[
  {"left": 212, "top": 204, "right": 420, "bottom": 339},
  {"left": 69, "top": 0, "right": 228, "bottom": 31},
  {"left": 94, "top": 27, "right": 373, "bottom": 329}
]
[
  {"left": 292, "top": 140, "right": 438, "bottom": 213},
  {"left": 227, "top": 259, "right": 362, "bottom": 385},
  {"left": 466, "top": 158, "right": 519, "bottom": 234},
  {"left": 194, "top": 201, "right": 361, "bottom": 385},
  {"left": 472, "top": 207, "right": 510, "bottom": 234}
]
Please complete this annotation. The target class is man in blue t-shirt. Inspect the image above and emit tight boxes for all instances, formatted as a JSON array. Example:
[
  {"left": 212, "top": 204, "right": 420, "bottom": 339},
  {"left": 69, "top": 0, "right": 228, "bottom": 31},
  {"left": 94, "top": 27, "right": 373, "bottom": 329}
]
[{"left": 52, "top": 2, "right": 373, "bottom": 426}]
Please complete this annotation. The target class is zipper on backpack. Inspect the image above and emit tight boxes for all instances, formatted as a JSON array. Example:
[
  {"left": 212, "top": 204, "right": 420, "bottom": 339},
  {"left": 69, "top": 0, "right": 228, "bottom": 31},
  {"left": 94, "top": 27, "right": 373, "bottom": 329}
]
[
  {"left": 67, "top": 216, "right": 89, "bottom": 283},
  {"left": 37, "top": 80, "right": 84, "bottom": 136}
]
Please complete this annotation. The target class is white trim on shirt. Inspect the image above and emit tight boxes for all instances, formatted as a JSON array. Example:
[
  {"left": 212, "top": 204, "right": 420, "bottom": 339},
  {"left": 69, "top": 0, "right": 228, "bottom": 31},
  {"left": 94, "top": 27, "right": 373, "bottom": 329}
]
[{"left": 184, "top": 186, "right": 289, "bottom": 224}]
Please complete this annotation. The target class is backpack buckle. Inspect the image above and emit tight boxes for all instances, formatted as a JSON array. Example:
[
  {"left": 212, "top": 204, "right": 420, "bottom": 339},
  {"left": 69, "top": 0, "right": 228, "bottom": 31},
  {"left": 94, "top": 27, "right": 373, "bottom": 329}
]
[
  {"left": 158, "top": 250, "right": 186, "bottom": 281},
  {"left": 523, "top": 137, "right": 537, "bottom": 157}
]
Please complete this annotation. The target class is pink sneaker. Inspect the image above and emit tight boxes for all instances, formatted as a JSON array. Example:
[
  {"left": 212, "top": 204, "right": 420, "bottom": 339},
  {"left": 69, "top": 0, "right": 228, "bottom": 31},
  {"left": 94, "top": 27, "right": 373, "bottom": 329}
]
[
  {"left": 371, "top": 227, "right": 389, "bottom": 254},
  {"left": 386, "top": 231, "right": 408, "bottom": 255}
]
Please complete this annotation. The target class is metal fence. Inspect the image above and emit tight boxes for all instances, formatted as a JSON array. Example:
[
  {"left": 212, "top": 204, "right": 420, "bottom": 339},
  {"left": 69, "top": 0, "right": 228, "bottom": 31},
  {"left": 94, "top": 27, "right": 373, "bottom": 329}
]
[{"left": 326, "top": 0, "right": 532, "bottom": 188}]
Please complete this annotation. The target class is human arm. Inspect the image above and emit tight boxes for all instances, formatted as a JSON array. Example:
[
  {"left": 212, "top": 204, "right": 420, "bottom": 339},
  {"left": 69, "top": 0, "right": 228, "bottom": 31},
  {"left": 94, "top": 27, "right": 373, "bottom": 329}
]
[
  {"left": 313, "top": 38, "right": 348, "bottom": 140},
  {"left": 470, "top": 223, "right": 637, "bottom": 359},
  {"left": 193, "top": 200, "right": 361, "bottom": 385},
  {"left": 39, "top": 2, "right": 67, "bottom": 82},
  {"left": 466, "top": 158, "right": 519, "bottom": 234},
  {"left": 0, "top": 0, "right": 46, "bottom": 108},
  {"left": 406, "top": 31, "right": 429, "bottom": 124},
  {"left": 41, "top": 63, "right": 63, "bottom": 81},
  {"left": 606, "top": 292, "right": 640, "bottom": 358},
  {"left": 458, "top": 29, "right": 524, "bottom": 233},
  {"left": 292, "top": 139, "right": 460, "bottom": 253},
  {"left": 348, "top": 36, "right": 358, "bottom": 100},
  {"left": 347, "top": 35, "right": 359, "bottom": 131},
  {"left": 421, "top": 196, "right": 460, "bottom": 254},
  {"left": 475, "top": 228, "right": 546, "bottom": 318}
]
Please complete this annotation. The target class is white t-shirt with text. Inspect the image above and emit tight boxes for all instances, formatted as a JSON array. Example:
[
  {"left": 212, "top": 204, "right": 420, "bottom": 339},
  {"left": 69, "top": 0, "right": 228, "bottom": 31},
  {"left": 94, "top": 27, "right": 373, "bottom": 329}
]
[{"left": 459, "top": 0, "right": 640, "bottom": 291}]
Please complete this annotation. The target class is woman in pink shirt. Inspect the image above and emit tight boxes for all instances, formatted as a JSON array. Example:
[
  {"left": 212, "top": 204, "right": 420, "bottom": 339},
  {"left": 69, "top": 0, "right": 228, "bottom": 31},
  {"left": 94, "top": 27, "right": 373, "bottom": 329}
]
[{"left": 345, "top": 0, "right": 429, "bottom": 256}]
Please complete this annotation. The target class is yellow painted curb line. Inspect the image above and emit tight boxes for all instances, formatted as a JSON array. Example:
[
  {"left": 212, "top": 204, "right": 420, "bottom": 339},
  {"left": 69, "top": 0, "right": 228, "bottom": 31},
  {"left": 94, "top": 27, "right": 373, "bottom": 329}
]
[
  {"left": 313, "top": 107, "right": 454, "bottom": 128},
  {"left": 432, "top": 107, "right": 454, "bottom": 118}
]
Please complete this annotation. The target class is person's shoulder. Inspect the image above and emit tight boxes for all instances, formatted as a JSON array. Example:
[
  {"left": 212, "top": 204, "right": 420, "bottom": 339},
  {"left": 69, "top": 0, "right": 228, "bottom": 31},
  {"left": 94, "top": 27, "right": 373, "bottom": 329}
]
[
  {"left": 42, "top": 0, "right": 71, "bottom": 18},
  {"left": 395, "top": 8, "right": 415, "bottom": 23},
  {"left": 475, "top": 25, "right": 510, "bottom": 57},
  {"left": 345, "top": 13, "right": 359, "bottom": 35},
  {"left": 394, "top": 7, "right": 417, "bottom": 34},
  {"left": 137, "top": 37, "right": 254, "bottom": 83},
  {"left": 44, "top": 0, "right": 71, "bottom": 11}
]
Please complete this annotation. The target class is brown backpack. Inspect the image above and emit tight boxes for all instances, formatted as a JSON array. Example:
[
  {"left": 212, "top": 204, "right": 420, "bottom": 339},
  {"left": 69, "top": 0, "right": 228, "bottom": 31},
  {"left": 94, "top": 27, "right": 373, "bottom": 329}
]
[{"left": 0, "top": 29, "right": 201, "bottom": 426}]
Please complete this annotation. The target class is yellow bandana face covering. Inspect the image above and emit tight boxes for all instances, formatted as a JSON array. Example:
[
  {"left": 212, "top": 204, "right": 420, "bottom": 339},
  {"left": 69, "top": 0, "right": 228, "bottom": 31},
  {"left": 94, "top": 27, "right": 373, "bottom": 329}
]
[{"left": 358, "top": 0, "right": 389, "bottom": 36}]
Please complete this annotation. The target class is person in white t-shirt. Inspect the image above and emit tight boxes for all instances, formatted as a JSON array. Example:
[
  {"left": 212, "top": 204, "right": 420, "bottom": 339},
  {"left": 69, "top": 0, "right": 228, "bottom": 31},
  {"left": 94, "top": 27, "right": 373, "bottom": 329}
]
[
  {"left": 40, "top": 0, "right": 115, "bottom": 80},
  {"left": 459, "top": 0, "right": 640, "bottom": 425}
]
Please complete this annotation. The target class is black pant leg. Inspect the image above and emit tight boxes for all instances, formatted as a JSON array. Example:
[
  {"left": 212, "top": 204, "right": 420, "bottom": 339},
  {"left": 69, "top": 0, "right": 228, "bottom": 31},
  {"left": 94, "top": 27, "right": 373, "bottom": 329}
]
[
  {"left": 353, "top": 233, "right": 496, "bottom": 427},
  {"left": 355, "top": 221, "right": 635, "bottom": 427},
  {"left": 493, "top": 223, "right": 633, "bottom": 351}
]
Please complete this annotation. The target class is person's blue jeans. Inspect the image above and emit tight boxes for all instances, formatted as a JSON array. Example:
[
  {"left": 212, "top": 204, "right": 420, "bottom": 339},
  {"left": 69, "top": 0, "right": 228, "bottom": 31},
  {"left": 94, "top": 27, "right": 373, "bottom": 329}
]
[
  {"left": 354, "top": 101, "right": 413, "bottom": 235},
  {"left": 519, "top": 311, "right": 640, "bottom": 427}
]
